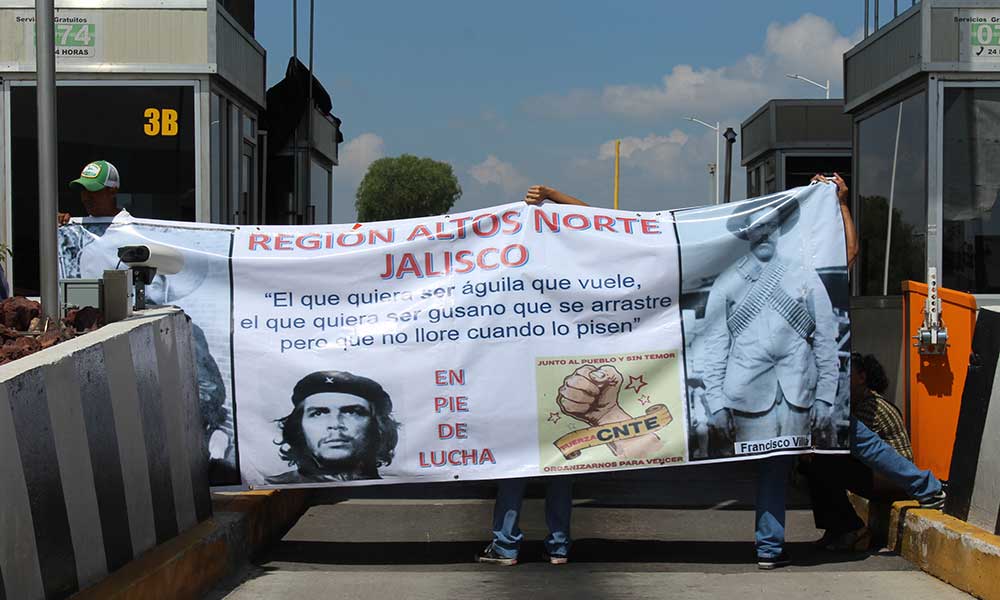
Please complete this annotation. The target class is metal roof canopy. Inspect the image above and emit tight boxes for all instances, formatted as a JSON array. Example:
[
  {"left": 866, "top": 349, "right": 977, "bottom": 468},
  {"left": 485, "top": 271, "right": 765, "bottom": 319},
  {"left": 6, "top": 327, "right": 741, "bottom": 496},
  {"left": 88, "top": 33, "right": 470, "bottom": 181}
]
[{"left": 740, "top": 99, "right": 851, "bottom": 167}]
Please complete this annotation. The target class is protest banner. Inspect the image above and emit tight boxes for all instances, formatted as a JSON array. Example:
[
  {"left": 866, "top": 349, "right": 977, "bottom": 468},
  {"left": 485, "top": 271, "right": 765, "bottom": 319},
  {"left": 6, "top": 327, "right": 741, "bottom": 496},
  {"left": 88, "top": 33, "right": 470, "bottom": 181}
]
[{"left": 59, "top": 183, "right": 851, "bottom": 489}]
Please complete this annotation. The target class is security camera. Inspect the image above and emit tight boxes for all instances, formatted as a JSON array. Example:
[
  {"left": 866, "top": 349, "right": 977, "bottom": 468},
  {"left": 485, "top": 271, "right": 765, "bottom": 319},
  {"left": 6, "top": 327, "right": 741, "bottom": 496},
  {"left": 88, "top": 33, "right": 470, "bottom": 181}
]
[
  {"left": 117, "top": 243, "right": 184, "bottom": 274},
  {"left": 117, "top": 244, "right": 185, "bottom": 310}
]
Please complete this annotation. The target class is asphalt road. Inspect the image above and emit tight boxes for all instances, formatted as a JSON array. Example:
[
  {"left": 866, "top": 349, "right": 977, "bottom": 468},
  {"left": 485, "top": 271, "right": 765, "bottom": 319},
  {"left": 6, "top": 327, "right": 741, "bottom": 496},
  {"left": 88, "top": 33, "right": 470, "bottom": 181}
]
[{"left": 209, "top": 466, "right": 971, "bottom": 599}]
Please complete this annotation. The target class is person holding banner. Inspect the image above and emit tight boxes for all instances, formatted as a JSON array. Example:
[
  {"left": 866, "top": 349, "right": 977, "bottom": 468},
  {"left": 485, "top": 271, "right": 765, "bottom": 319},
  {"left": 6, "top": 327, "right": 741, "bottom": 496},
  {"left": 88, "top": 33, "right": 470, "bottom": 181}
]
[
  {"left": 59, "top": 159, "right": 122, "bottom": 224},
  {"left": 477, "top": 477, "right": 573, "bottom": 566},
  {"left": 522, "top": 178, "right": 856, "bottom": 569}
]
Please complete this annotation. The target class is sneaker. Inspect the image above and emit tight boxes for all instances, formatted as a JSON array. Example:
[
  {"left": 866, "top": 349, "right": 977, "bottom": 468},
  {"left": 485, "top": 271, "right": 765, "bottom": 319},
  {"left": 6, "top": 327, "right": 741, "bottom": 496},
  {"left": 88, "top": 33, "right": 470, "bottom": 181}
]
[
  {"left": 476, "top": 543, "right": 517, "bottom": 566},
  {"left": 544, "top": 552, "right": 569, "bottom": 565},
  {"left": 756, "top": 551, "right": 791, "bottom": 570},
  {"left": 918, "top": 489, "right": 946, "bottom": 510},
  {"left": 822, "top": 527, "right": 871, "bottom": 552}
]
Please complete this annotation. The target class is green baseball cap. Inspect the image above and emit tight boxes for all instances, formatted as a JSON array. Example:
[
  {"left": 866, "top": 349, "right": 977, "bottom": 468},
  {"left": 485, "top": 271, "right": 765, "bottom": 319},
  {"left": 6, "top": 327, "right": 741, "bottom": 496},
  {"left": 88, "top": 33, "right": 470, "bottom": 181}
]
[{"left": 69, "top": 160, "right": 120, "bottom": 192}]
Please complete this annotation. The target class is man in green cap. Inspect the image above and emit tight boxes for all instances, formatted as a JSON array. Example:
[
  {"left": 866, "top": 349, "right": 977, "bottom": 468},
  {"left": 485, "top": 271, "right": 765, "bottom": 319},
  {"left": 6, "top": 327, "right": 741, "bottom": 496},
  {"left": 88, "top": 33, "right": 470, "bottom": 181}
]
[{"left": 58, "top": 160, "right": 121, "bottom": 224}]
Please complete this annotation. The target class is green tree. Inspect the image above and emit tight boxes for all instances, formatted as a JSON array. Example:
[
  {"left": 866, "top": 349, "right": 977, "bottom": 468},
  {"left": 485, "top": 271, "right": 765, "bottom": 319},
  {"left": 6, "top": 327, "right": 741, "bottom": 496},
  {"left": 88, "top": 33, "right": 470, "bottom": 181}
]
[{"left": 355, "top": 154, "right": 462, "bottom": 222}]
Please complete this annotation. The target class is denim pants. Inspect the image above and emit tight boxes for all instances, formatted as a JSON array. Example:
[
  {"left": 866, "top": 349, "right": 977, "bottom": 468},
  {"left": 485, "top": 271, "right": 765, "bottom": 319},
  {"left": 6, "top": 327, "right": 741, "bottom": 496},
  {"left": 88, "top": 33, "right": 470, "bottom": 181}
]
[
  {"left": 755, "top": 417, "right": 943, "bottom": 557},
  {"left": 755, "top": 455, "right": 793, "bottom": 558},
  {"left": 849, "top": 417, "right": 941, "bottom": 500},
  {"left": 490, "top": 477, "right": 573, "bottom": 559}
]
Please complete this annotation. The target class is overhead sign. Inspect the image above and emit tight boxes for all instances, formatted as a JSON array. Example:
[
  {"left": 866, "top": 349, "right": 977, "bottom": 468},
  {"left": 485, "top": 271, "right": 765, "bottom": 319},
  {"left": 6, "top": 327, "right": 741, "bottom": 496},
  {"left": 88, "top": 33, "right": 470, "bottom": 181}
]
[
  {"left": 957, "top": 9, "right": 1000, "bottom": 63},
  {"left": 15, "top": 10, "right": 103, "bottom": 61}
]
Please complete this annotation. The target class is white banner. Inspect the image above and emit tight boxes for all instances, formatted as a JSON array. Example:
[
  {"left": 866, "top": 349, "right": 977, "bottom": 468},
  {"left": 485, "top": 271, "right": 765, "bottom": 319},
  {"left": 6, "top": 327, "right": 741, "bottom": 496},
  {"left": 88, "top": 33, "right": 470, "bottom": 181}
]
[{"left": 60, "top": 183, "right": 851, "bottom": 489}]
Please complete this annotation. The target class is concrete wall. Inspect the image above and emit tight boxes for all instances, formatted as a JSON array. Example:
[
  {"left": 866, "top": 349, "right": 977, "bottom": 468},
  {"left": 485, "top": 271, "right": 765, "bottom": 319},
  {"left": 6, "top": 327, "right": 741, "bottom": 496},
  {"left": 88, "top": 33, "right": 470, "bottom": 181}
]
[
  {"left": 947, "top": 306, "right": 1000, "bottom": 536},
  {"left": 0, "top": 308, "right": 211, "bottom": 600}
]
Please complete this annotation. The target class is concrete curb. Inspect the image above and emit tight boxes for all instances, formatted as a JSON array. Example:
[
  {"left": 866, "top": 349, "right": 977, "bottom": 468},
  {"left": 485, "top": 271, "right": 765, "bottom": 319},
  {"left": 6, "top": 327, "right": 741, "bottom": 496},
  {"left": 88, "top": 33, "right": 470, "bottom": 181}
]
[
  {"left": 888, "top": 500, "right": 1000, "bottom": 600},
  {"left": 71, "top": 490, "right": 311, "bottom": 600}
]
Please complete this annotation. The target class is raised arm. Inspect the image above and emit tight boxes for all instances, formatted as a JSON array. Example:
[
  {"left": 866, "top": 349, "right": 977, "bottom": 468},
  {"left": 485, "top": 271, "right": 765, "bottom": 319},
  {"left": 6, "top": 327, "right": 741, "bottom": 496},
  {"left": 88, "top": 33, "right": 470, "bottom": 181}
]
[
  {"left": 524, "top": 185, "right": 590, "bottom": 207},
  {"left": 812, "top": 173, "right": 858, "bottom": 269}
]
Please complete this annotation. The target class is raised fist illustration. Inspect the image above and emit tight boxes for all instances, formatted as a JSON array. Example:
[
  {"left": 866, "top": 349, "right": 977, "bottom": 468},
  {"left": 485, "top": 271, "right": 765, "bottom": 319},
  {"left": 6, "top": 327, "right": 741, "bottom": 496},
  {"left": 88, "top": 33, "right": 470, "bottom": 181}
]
[{"left": 557, "top": 365, "right": 624, "bottom": 427}]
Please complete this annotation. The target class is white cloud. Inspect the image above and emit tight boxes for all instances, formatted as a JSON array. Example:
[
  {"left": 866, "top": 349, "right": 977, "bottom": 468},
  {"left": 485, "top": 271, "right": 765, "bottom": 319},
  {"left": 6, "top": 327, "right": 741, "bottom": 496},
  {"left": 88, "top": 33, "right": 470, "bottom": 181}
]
[
  {"left": 527, "top": 14, "right": 856, "bottom": 119},
  {"left": 765, "top": 14, "right": 859, "bottom": 84},
  {"left": 333, "top": 132, "right": 385, "bottom": 222},
  {"left": 339, "top": 132, "right": 385, "bottom": 180},
  {"left": 468, "top": 155, "right": 529, "bottom": 194},
  {"left": 575, "top": 131, "right": 692, "bottom": 183}
]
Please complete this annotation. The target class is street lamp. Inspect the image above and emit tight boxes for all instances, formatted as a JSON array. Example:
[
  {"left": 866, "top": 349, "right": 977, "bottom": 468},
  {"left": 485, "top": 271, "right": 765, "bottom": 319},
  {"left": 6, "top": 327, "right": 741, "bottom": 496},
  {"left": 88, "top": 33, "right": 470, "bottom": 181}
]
[
  {"left": 785, "top": 73, "right": 831, "bottom": 99},
  {"left": 685, "top": 116, "right": 720, "bottom": 205}
]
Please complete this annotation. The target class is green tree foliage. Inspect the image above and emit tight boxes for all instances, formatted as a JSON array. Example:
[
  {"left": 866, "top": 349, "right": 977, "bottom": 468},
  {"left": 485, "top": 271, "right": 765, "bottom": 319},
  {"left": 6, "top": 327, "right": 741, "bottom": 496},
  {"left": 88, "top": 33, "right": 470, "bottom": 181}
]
[{"left": 355, "top": 154, "right": 462, "bottom": 222}]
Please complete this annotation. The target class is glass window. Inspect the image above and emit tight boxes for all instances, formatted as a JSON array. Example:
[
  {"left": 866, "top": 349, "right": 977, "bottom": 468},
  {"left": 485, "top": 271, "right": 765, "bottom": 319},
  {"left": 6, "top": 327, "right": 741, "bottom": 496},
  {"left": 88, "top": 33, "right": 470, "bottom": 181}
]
[
  {"left": 856, "top": 91, "right": 927, "bottom": 296},
  {"left": 242, "top": 114, "right": 255, "bottom": 142},
  {"left": 210, "top": 93, "right": 224, "bottom": 223},
  {"left": 784, "top": 155, "right": 851, "bottom": 190},
  {"left": 941, "top": 87, "right": 1000, "bottom": 293},
  {"left": 11, "top": 84, "right": 196, "bottom": 295},
  {"left": 310, "top": 159, "right": 331, "bottom": 224}
]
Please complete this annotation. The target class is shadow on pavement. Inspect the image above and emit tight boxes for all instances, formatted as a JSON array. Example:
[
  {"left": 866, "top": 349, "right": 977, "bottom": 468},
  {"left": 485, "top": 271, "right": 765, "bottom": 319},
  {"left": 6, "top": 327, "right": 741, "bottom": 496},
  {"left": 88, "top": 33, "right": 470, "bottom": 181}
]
[{"left": 262, "top": 539, "right": 873, "bottom": 567}]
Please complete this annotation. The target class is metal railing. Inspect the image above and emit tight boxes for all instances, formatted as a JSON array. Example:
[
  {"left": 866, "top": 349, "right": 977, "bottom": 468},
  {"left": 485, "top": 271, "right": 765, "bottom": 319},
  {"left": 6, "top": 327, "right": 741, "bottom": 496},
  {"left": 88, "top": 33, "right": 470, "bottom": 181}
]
[{"left": 865, "top": 0, "right": 919, "bottom": 38}]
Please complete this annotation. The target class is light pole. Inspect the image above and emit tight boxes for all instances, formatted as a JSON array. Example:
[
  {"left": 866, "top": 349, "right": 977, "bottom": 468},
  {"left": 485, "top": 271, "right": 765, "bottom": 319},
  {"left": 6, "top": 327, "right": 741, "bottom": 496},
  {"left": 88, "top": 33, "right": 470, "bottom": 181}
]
[
  {"left": 785, "top": 73, "right": 831, "bottom": 99},
  {"left": 685, "top": 116, "right": 720, "bottom": 205}
]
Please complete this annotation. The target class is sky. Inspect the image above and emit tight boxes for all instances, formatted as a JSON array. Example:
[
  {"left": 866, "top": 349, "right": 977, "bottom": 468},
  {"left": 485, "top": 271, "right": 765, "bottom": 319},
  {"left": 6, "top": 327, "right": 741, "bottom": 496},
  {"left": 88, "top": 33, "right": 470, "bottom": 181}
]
[{"left": 253, "top": 1, "right": 870, "bottom": 222}]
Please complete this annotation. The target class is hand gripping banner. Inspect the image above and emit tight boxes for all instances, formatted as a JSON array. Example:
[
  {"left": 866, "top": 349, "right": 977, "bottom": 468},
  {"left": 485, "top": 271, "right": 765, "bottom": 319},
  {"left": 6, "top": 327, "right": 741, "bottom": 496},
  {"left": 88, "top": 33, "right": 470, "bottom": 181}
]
[{"left": 58, "top": 183, "right": 852, "bottom": 489}]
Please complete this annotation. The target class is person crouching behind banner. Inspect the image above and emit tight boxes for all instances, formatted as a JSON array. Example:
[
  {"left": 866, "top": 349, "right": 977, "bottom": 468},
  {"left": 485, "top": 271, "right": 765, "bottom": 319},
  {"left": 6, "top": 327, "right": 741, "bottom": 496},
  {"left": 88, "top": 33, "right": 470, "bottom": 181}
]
[
  {"left": 802, "top": 356, "right": 946, "bottom": 551},
  {"left": 269, "top": 371, "right": 401, "bottom": 484}
]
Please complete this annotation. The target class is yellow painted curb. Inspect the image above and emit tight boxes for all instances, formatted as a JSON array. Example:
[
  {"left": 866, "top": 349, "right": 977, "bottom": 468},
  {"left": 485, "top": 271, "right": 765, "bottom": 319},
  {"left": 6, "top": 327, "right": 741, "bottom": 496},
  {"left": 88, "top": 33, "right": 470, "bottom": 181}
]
[
  {"left": 889, "top": 501, "right": 1000, "bottom": 600},
  {"left": 70, "top": 490, "right": 311, "bottom": 600},
  {"left": 71, "top": 520, "right": 227, "bottom": 600}
]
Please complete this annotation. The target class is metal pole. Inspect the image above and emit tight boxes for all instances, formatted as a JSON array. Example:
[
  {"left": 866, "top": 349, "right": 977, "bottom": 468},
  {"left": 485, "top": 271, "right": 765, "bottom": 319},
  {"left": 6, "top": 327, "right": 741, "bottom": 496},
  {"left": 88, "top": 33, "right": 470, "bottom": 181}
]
[
  {"left": 36, "top": 0, "right": 59, "bottom": 319},
  {"left": 714, "top": 122, "right": 720, "bottom": 204},
  {"left": 874, "top": 0, "right": 879, "bottom": 33},
  {"left": 826, "top": 80, "right": 831, "bottom": 99},
  {"left": 882, "top": 103, "right": 904, "bottom": 296},
  {"left": 613, "top": 139, "right": 620, "bottom": 209},
  {"left": 292, "top": 0, "right": 299, "bottom": 224},
  {"left": 864, "top": 0, "right": 869, "bottom": 38},
  {"left": 306, "top": 0, "right": 315, "bottom": 224},
  {"left": 723, "top": 127, "right": 737, "bottom": 203}
]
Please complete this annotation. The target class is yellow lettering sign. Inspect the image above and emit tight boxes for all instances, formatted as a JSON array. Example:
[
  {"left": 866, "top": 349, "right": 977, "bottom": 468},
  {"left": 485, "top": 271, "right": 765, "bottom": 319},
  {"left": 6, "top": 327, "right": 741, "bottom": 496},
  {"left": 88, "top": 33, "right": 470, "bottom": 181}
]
[{"left": 144, "top": 108, "right": 179, "bottom": 136}]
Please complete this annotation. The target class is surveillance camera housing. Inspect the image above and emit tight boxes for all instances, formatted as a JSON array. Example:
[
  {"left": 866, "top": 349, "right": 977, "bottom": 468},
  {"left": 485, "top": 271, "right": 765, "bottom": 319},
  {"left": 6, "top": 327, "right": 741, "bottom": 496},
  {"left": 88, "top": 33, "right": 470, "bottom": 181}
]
[{"left": 117, "top": 243, "right": 184, "bottom": 275}]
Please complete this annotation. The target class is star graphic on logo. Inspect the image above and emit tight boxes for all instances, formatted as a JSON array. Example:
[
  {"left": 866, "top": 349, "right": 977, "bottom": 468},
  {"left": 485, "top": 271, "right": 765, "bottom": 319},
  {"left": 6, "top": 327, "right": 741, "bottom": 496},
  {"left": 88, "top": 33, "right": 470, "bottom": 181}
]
[
  {"left": 626, "top": 374, "right": 648, "bottom": 394},
  {"left": 638, "top": 394, "right": 651, "bottom": 406},
  {"left": 547, "top": 412, "right": 562, "bottom": 424}
]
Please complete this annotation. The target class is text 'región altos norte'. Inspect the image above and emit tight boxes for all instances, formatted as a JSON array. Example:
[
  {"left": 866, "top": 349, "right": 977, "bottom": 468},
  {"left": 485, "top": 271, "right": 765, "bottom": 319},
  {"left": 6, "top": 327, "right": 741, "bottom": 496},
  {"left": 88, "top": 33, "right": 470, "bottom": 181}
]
[{"left": 245, "top": 208, "right": 665, "bottom": 280}]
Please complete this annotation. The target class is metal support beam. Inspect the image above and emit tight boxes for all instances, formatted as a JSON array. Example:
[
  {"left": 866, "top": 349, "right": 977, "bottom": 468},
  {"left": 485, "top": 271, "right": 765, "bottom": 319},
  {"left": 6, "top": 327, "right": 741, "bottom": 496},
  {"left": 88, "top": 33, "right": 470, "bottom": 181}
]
[{"left": 36, "top": 0, "right": 58, "bottom": 319}]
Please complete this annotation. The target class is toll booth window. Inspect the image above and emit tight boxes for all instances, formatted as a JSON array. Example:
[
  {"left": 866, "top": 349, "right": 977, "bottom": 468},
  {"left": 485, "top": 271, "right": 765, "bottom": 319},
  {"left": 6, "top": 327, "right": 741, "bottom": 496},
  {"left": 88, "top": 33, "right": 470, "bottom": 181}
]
[
  {"left": 856, "top": 92, "right": 927, "bottom": 296},
  {"left": 784, "top": 156, "right": 851, "bottom": 191},
  {"left": 942, "top": 88, "right": 1000, "bottom": 294},
  {"left": 10, "top": 84, "right": 195, "bottom": 295}
]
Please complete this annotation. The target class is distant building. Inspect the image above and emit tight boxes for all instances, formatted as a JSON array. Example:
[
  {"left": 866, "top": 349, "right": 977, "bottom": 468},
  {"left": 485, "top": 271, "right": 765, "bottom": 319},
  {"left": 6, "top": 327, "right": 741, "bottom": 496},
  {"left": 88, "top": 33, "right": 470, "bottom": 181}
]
[{"left": 740, "top": 99, "right": 852, "bottom": 197}]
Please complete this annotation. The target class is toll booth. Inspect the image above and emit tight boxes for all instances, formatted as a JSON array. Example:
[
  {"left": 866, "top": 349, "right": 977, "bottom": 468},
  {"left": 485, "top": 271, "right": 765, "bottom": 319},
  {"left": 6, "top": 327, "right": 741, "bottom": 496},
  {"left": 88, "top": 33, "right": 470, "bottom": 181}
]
[
  {"left": 0, "top": 0, "right": 342, "bottom": 295},
  {"left": 740, "top": 99, "right": 852, "bottom": 198},
  {"left": 845, "top": 0, "right": 1000, "bottom": 475}
]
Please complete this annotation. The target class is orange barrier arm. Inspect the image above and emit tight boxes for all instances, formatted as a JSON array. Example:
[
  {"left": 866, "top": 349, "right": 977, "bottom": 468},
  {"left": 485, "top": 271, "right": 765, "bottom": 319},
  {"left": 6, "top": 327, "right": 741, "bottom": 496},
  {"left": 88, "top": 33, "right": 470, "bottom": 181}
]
[{"left": 902, "top": 281, "right": 977, "bottom": 480}]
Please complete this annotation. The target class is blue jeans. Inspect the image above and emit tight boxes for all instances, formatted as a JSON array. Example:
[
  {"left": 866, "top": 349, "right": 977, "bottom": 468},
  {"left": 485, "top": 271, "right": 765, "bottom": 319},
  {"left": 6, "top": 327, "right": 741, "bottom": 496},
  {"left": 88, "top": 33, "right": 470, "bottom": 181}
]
[
  {"left": 849, "top": 417, "right": 941, "bottom": 501},
  {"left": 490, "top": 477, "right": 573, "bottom": 559},
  {"left": 755, "top": 456, "right": 793, "bottom": 558},
  {"left": 755, "top": 418, "right": 944, "bottom": 558}
]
